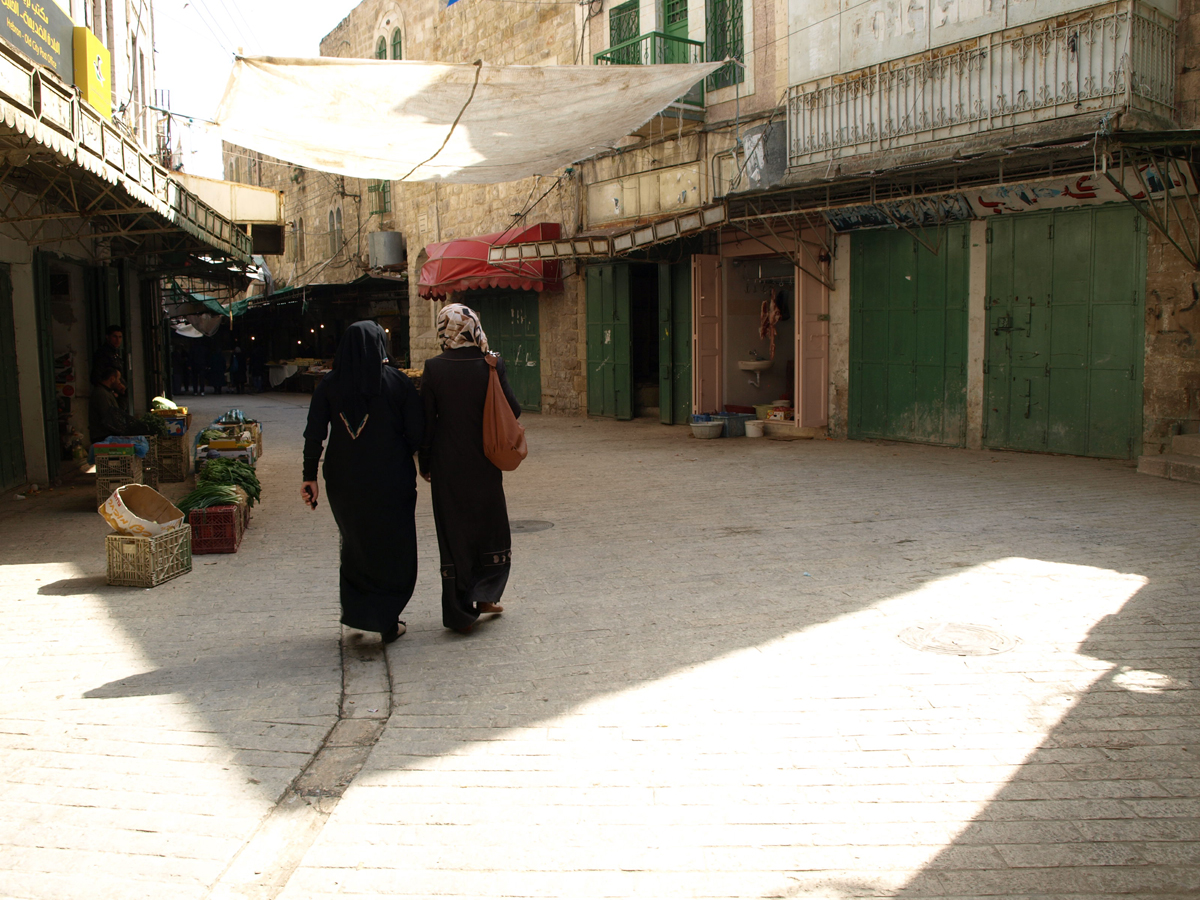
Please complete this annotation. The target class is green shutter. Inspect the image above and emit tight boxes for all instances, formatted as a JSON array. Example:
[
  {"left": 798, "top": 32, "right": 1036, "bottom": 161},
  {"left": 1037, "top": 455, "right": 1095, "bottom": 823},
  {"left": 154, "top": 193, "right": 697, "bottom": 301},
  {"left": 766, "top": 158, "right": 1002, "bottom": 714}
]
[
  {"left": 984, "top": 205, "right": 1144, "bottom": 459},
  {"left": 706, "top": 0, "right": 743, "bottom": 90},
  {"left": 849, "top": 226, "right": 969, "bottom": 446},
  {"left": 471, "top": 291, "right": 541, "bottom": 412},
  {"left": 586, "top": 264, "right": 632, "bottom": 419},
  {"left": 609, "top": 0, "right": 640, "bottom": 64}
]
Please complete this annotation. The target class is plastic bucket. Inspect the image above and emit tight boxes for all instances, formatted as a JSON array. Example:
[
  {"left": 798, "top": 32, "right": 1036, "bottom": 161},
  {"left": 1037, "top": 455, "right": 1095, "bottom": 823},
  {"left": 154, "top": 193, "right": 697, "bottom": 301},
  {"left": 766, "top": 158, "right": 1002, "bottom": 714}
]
[{"left": 745, "top": 419, "right": 766, "bottom": 438}]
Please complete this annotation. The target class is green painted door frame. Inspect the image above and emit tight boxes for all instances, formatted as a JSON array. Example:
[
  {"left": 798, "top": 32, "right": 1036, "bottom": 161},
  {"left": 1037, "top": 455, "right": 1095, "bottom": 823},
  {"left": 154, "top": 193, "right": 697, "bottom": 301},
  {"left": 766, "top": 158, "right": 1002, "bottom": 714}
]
[
  {"left": 586, "top": 264, "right": 632, "bottom": 419},
  {"left": 0, "top": 265, "right": 25, "bottom": 491},
  {"left": 984, "top": 205, "right": 1145, "bottom": 459},
  {"left": 470, "top": 290, "right": 541, "bottom": 412},
  {"left": 657, "top": 262, "right": 691, "bottom": 424},
  {"left": 849, "top": 226, "right": 969, "bottom": 446}
]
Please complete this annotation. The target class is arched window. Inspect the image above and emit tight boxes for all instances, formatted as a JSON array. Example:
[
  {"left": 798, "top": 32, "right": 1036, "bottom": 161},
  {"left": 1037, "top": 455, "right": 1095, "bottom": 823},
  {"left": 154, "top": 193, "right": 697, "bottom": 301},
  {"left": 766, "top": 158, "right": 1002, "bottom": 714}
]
[
  {"left": 335, "top": 208, "right": 344, "bottom": 252},
  {"left": 328, "top": 210, "right": 336, "bottom": 257},
  {"left": 297, "top": 218, "right": 306, "bottom": 262},
  {"left": 391, "top": 28, "right": 402, "bottom": 60},
  {"left": 375, "top": 36, "right": 387, "bottom": 59}
]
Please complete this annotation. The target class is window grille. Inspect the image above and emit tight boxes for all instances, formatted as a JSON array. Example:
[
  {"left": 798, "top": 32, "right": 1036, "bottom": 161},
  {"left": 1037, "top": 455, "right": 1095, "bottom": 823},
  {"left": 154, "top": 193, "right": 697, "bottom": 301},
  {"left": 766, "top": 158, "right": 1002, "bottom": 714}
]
[
  {"left": 369, "top": 180, "right": 392, "bottom": 214},
  {"left": 706, "top": 0, "right": 743, "bottom": 91},
  {"left": 608, "top": 0, "right": 640, "bottom": 65},
  {"left": 666, "top": 0, "right": 686, "bottom": 27},
  {"left": 376, "top": 37, "right": 387, "bottom": 59},
  {"left": 391, "top": 28, "right": 402, "bottom": 60}
]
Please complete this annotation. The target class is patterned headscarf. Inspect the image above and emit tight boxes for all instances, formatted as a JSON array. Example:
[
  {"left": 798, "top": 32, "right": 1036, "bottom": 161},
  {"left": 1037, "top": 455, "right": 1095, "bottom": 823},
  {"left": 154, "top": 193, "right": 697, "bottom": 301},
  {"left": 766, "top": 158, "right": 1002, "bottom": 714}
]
[{"left": 436, "top": 303, "right": 489, "bottom": 353}]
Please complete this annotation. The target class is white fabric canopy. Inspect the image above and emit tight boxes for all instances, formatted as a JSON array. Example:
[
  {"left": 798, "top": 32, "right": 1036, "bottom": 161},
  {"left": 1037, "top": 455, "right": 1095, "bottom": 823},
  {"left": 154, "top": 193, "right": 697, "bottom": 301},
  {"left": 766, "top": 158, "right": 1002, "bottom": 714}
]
[{"left": 214, "top": 57, "right": 722, "bottom": 184}]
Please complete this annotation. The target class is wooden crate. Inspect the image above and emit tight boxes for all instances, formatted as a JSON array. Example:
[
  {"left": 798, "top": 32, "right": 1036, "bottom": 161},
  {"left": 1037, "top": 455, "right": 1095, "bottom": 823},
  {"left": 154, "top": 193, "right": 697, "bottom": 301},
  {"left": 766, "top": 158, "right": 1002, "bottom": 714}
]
[{"left": 106, "top": 526, "right": 192, "bottom": 587}]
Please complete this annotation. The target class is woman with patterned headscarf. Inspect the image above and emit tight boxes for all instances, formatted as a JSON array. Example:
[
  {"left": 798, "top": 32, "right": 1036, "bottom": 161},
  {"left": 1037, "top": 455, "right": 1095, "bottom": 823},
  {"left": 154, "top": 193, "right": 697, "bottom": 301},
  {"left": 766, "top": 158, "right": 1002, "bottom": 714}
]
[
  {"left": 302, "top": 321, "right": 424, "bottom": 643},
  {"left": 418, "top": 302, "right": 522, "bottom": 634}
]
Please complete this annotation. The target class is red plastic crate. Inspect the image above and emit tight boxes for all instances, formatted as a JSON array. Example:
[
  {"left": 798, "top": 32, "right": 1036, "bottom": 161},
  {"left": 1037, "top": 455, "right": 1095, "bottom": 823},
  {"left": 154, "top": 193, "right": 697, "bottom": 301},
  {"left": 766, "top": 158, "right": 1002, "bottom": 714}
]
[{"left": 188, "top": 505, "right": 243, "bottom": 554}]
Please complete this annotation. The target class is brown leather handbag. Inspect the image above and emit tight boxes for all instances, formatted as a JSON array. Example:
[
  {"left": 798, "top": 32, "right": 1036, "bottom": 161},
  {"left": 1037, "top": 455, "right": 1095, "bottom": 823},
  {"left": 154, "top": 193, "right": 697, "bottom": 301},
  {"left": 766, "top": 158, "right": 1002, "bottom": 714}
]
[{"left": 483, "top": 354, "right": 528, "bottom": 471}]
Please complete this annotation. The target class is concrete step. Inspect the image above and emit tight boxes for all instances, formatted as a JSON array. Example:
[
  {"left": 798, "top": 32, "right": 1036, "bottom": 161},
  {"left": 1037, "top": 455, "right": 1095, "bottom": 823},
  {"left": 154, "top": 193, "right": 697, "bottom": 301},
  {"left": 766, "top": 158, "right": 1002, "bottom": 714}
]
[
  {"left": 1138, "top": 453, "right": 1200, "bottom": 484},
  {"left": 1170, "top": 432, "right": 1200, "bottom": 458}
]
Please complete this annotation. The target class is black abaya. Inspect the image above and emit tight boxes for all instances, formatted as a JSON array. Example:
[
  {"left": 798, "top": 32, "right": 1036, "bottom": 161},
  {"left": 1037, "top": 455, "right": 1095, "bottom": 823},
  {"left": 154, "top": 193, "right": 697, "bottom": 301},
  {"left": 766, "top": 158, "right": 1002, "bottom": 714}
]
[
  {"left": 418, "top": 347, "right": 521, "bottom": 631},
  {"left": 304, "top": 365, "right": 424, "bottom": 634}
]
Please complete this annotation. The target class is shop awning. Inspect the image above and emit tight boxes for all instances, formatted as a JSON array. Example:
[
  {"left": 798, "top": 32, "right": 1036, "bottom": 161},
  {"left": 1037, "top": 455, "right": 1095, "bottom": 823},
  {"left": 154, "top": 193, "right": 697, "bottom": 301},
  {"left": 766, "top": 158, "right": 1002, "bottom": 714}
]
[
  {"left": 215, "top": 57, "right": 723, "bottom": 184},
  {"left": 419, "top": 223, "right": 562, "bottom": 299}
]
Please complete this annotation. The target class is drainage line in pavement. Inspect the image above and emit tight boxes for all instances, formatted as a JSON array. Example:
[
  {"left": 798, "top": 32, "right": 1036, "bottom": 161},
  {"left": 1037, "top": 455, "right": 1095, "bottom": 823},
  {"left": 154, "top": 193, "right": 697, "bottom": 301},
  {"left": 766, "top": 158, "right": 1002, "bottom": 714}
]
[{"left": 203, "top": 630, "right": 394, "bottom": 900}]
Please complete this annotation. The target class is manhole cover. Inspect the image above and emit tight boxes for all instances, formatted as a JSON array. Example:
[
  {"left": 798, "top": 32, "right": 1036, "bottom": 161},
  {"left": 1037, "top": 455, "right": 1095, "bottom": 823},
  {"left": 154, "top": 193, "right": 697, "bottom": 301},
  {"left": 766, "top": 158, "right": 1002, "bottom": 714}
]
[
  {"left": 510, "top": 520, "right": 554, "bottom": 534},
  {"left": 898, "top": 622, "right": 1019, "bottom": 656}
]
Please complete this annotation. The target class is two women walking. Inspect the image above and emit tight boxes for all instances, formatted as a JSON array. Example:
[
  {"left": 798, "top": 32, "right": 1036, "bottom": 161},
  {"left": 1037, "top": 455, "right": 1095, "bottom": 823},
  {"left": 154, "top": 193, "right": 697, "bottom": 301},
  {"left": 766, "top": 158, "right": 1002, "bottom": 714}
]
[{"left": 301, "top": 309, "right": 521, "bottom": 641}]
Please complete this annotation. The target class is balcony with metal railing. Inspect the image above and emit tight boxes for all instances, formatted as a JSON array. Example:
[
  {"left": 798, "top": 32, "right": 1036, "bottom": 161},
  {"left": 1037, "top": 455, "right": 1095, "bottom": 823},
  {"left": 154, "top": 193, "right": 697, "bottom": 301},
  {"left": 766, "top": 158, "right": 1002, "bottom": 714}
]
[
  {"left": 785, "top": 0, "right": 1176, "bottom": 173},
  {"left": 594, "top": 32, "right": 707, "bottom": 109}
]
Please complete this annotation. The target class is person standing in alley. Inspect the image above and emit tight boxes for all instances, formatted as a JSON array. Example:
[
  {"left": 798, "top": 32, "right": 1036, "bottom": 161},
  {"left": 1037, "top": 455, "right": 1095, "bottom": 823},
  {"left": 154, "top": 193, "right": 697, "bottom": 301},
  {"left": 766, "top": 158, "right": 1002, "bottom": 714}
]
[
  {"left": 230, "top": 344, "right": 247, "bottom": 394},
  {"left": 302, "top": 321, "right": 424, "bottom": 643},
  {"left": 91, "top": 325, "right": 126, "bottom": 392},
  {"left": 419, "top": 303, "right": 520, "bottom": 634}
]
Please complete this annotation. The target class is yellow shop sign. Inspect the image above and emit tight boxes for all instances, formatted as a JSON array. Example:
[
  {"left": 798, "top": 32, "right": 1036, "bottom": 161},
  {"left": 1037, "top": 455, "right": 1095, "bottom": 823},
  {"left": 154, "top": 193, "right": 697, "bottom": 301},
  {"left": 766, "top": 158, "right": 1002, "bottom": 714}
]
[{"left": 72, "top": 25, "right": 109, "bottom": 118}]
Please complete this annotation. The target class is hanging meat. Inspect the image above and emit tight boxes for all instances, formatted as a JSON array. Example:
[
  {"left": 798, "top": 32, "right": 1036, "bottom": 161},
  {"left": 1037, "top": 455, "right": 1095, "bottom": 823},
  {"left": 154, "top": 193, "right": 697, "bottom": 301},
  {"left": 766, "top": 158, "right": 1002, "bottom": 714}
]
[{"left": 759, "top": 290, "right": 784, "bottom": 359}]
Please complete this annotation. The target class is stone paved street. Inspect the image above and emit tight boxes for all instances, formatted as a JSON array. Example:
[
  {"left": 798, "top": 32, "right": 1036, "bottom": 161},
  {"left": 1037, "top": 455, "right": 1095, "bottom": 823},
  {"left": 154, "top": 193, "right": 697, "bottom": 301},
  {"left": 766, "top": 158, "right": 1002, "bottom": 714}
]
[{"left": 1, "top": 392, "right": 1198, "bottom": 899}]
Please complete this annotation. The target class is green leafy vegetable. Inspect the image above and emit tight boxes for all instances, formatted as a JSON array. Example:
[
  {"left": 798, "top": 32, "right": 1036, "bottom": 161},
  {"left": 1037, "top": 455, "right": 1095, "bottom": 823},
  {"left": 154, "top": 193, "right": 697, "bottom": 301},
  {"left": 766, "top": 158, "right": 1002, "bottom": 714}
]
[
  {"left": 196, "top": 457, "right": 261, "bottom": 505},
  {"left": 176, "top": 483, "right": 243, "bottom": 513},
  {"left": 139, "top": 412, "right": 169, "bottom": 437}
]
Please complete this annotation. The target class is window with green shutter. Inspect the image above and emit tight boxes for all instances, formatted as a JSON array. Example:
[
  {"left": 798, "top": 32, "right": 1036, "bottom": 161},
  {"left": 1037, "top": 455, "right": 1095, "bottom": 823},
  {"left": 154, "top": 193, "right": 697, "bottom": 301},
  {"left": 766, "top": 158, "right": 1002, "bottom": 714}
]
[
  {"left": 375, "top": 36, "right": 387, "bottom": 59},
  {"left": 391, "top": 28, "right": 402, "bottom": 60},
  {"left": 369, "top": 180, "right": 392, "bottom": 214},
  {"left": 706, "top": 0, "right": 743, "bottom": 90},
  {"left": 608, "top": 0, "right": 640, "bottom": 64}
]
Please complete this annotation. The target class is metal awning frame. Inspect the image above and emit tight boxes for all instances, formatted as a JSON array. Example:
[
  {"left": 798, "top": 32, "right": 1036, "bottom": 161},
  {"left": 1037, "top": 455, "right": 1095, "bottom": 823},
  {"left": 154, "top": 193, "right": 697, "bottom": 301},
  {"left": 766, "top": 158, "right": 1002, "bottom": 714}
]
[
  {"left": 1100, "top": 138, "right": 1200, "bottom": 271},
  {"left": 0, "top": 41, "right": 252, "bottom": 265}
]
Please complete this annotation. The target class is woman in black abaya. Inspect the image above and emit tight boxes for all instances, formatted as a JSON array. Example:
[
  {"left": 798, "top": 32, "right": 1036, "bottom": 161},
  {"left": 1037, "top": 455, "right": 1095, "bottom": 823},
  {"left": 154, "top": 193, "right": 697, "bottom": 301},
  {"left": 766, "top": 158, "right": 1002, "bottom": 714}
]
[
  {"left": 419, "top": 303, "right": 521, "bottom": 634},
  {"left": 302, "top": 321, "right": 424, "bottom": 643}
]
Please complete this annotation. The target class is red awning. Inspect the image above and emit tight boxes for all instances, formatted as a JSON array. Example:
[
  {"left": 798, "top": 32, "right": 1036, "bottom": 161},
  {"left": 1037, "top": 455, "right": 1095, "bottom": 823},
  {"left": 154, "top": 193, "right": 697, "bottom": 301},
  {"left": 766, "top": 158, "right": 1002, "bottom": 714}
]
[{"left": 418, "top": 223, "right": 562, "bottom": 299}]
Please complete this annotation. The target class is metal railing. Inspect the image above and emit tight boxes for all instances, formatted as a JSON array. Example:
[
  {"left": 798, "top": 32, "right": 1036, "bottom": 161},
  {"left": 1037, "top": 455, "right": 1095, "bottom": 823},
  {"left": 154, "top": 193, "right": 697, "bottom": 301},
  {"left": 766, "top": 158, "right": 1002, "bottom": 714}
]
[
  {"left": 786, "top": 0, "right": 1176, "bottom": 171},
  {"left": 595, "top": 32, "right": 706, "bottom": 108}
]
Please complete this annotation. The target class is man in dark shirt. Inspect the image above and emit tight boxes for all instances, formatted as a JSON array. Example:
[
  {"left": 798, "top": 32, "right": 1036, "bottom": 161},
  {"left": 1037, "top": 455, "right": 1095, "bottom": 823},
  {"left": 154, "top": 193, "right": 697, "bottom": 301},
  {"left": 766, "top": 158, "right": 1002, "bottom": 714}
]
[
  {"left": 91, "top": 325, "right": 126, "bottom": 387},
  {"left": 89, "top": 367, "right": 149, "bottom": 445}
]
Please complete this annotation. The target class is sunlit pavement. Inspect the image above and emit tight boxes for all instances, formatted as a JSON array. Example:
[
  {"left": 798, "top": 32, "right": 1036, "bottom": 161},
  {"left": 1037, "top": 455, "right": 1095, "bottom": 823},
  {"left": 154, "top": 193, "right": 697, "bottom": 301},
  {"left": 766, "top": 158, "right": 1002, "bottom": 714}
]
[{"left": 1, "top": 393, "right": 1198, "bottom": 899}]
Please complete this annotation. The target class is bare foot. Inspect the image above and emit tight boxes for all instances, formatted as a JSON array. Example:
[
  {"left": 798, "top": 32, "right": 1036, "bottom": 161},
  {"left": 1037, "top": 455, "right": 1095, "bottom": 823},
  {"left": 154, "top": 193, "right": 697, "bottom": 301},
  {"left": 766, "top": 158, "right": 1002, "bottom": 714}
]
[{"left": 478, "top": 602, "right": 504, "bottom": 614}]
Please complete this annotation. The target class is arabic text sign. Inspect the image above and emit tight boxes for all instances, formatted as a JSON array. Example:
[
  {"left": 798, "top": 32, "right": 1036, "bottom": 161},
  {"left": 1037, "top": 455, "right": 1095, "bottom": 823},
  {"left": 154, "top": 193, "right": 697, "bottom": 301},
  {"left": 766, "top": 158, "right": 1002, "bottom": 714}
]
[
  {"left": 1, "top": 0, "right": 73, "bottom": 80},
  {"left": 969, "top": 168, "right": 1195, "bottom": 217}
]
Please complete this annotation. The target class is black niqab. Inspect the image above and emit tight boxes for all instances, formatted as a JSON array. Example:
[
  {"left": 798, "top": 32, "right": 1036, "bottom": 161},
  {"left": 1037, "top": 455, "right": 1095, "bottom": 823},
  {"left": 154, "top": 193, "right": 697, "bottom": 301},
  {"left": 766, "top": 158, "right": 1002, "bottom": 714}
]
[{"left": 329, "top": 321, "right": 388, "bottom": 428}]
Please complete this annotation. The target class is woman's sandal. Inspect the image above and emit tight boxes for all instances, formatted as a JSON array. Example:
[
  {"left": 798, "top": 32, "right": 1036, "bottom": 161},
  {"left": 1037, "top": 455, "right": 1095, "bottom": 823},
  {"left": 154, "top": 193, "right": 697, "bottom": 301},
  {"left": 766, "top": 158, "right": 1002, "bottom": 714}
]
[{"left": 382, "top": 621, "right": 406, "bottom": 644}]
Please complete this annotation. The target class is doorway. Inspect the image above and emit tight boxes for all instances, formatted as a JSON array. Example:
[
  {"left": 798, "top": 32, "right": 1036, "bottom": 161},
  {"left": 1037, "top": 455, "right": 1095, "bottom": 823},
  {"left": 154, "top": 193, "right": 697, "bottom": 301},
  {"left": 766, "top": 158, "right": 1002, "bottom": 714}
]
[
  {"left": 587, "top": 261, "right": 691, "bottom": 422},
  {"left": 469, "top": 289, "right": 541, "bottom": 412},
  {"left": 984, "top": 205, "right": 1145, "bottom": 459},
  {"left": 849, "top": 226, "right": 969, "bottom": 446},
  {"left": 0, "top": 265, "right": 25, "bottom": 491}
]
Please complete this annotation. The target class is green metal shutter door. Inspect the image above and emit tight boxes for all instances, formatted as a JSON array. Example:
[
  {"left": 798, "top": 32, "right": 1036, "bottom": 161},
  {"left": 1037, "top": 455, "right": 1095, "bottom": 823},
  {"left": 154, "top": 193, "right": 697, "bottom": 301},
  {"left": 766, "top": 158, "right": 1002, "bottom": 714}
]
[
  {"left": 671, "top": 261, "right": 692, "bottom": 424},
  {"left": 471, "top": 291, "right": 541, "bottom": 412},
  {"left": 585, "top": 264, "right": 632, "bottom": 419},
  {"left": 0, "top": 266, "right": 25, "bottom": 491},
  {"left": 655, "top": 261, "right": 693, "bottom": 425},
  {"left": 984, "top": 206, "right": 1143, "bottom": 459},
  {"left": 850, "top": 226, "right": 969, "bottom": 446}
]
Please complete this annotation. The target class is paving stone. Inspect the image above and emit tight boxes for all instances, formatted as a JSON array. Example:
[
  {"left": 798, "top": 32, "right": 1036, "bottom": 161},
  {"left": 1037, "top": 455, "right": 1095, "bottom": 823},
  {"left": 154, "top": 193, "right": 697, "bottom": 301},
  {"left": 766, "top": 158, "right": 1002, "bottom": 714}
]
[{"left": 2, "top": 396, "right": 1199, "bottom": 898}]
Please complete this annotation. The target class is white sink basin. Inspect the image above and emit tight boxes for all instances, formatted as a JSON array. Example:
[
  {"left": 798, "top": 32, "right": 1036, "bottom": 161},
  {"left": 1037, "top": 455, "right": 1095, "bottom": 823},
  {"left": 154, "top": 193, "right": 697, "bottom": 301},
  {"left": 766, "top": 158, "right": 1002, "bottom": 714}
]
[{"left": 738, "top": 359, "right": 771, "bottom": 372}]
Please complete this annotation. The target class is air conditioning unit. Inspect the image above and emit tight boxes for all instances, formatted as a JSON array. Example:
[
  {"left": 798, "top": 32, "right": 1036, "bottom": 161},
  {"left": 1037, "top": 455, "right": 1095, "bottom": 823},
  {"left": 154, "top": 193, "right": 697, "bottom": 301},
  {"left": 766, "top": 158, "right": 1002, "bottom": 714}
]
[{"left": 368, "top": 231, "right": 406, "bottom": 270}]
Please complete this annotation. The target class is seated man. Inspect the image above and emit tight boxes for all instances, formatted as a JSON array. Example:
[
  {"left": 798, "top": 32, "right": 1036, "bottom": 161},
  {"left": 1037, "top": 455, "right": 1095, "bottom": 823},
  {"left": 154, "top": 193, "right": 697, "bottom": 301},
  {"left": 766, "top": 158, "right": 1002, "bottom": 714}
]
[{"left": 89, "top": 367, "right": 150, "bottom": 446}]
